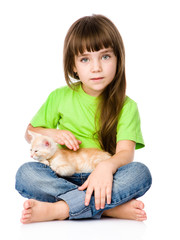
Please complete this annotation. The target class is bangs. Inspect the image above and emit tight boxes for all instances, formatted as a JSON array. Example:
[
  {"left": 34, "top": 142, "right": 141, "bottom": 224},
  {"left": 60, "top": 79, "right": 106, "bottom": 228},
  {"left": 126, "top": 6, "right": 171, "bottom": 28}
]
[{"left": 70, "top": 17, "right": 115, "bottom": 55}]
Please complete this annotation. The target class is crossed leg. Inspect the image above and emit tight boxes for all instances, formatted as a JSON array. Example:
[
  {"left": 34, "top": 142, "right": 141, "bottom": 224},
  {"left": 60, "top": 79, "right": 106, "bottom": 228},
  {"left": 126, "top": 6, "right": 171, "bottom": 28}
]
[{"left": 20, "top": 198, "right": 146, "bottom": 224}]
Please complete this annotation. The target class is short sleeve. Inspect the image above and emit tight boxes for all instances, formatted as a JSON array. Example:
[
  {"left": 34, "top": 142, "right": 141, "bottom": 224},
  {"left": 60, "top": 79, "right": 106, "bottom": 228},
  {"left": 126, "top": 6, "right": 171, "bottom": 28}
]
[
  {"left": 116, "top": 97, "right": 145, "bottom": 150},
  {"left": 30, "top": 89, "right": 61, "bottom": 129}
]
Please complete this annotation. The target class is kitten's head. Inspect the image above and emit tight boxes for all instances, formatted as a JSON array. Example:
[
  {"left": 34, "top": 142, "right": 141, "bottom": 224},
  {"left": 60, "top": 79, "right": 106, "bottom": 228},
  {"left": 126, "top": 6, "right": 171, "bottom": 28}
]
[{"left": 28, "top": 131, "right": 57, "bottom": 161}]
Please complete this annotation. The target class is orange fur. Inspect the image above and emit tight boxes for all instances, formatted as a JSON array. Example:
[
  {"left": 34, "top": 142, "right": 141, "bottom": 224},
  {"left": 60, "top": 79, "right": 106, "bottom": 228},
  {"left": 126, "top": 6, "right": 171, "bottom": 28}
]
[{"left": 28, "top": 131, "right": 111, "bottom": 176}]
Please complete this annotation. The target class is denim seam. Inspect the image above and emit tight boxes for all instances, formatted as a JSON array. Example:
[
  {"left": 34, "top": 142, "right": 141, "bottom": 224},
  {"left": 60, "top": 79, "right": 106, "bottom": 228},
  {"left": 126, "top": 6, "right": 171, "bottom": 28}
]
[
  {"left": 55, "top": 187, "right": 78, "bottom": 201},
  {"left": 69, "top": 205, "right": 91, "bottom": 217}
]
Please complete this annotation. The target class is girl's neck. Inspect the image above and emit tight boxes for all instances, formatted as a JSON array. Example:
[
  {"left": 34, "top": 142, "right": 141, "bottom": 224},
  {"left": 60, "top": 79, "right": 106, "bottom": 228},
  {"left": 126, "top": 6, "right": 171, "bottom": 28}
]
[{"left": 81, "top": 83, "right": 102, "bottom": 97}]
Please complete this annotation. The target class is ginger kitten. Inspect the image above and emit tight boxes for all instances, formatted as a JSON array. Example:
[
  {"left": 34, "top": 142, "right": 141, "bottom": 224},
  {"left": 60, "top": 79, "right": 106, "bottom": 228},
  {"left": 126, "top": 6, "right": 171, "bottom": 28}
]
[{"left": 28, "top": 131, "right": 111, "bottom": 176}]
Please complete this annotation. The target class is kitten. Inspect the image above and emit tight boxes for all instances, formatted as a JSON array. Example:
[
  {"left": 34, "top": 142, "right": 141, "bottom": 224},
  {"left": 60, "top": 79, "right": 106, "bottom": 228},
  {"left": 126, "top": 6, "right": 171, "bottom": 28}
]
[{"left": 28, "top": 131, "right": 111, "bottom": 176}]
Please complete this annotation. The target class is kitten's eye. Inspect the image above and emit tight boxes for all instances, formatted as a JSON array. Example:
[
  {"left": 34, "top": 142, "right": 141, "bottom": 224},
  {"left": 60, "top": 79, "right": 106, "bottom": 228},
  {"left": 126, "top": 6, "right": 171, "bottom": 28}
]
[
  {"left": 35, "top": 150, "right": 38, "bottom": 153},
  {"left": 30, "top": 149, "right": 32, "bottom": 151}
]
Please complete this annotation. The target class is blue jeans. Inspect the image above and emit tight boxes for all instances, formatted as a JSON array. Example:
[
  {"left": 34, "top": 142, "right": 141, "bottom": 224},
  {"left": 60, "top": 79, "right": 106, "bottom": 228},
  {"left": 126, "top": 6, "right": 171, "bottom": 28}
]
[{"left": 15, "top": 161, "right": 152, "bottom": 220}]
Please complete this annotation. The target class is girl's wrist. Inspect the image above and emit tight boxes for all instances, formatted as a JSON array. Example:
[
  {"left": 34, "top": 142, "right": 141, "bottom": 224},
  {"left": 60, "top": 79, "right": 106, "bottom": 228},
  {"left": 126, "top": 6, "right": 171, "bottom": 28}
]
[
  {"left": 108, "top": 161, "right": 118, "bottom": 174},
  {"left": 99, "top": 160, "right": 117, "bottom": 174}
]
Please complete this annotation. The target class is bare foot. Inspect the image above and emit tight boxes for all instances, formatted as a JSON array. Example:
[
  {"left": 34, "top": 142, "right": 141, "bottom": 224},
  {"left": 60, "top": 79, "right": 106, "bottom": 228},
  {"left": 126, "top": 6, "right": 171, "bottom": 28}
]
[
  {"left": 21, "top": 199, "right": 69, "bottom": 224},
  {"left": 103, "top": 200, "right": 147, "bottom": 221}
]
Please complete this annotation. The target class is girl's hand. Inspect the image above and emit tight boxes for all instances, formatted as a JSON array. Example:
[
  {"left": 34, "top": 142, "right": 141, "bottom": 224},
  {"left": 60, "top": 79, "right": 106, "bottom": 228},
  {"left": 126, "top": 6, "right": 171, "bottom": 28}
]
[
  {"left": 78, "top": 161, "right": 114, "bottom": 210},
  {"left": 50, "top": 129, "right": 81, "bottom": 151},
  {"left": 27, "top": 125, "right": 81, "bottom": 151}
]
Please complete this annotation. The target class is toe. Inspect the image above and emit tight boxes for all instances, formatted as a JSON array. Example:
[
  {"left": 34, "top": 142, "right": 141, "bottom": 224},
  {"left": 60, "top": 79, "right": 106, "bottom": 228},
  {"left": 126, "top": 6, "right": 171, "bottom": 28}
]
[
  {"left": 136, "top": 215, "right": 147, "bottom": 221},
  {"left": 20, "top": 217, "right": 31, "bottom": 224},
  {"left": 23, "top": 199, "right": 34, "bottom": 209},
  {"left": 22, "top": 213, "right": 31, "bottom": 219},
  {"left": 136, "top": 209, "right": 146, "bottom": 216},
  {"left": 22, "top": 209, "right": 32, "bottom": 215},
  {"left": 23, "top": 200, "right": 30, "bottom": 209},
  {"left": 132, "top": 200, "right": 144, "bottom": 210},
  {"left": 135, "top": 209, "right": 146, "bottom": 215},
  {"left": 135, "top": 208, "right": 147, "bottom": 221}
]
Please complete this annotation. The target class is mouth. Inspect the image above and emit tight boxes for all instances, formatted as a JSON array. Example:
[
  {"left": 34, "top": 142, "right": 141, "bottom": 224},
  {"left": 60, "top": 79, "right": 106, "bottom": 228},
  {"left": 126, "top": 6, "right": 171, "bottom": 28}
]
[{"left": 90, "top": 77, "right": 104, "bottom": 81}]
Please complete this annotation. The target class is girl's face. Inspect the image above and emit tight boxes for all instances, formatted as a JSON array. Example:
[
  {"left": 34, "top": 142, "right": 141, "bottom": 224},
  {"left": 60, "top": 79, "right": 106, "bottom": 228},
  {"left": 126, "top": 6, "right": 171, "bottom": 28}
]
[{"left": 74, "top": 48, "right": 117, "bottom": 97}]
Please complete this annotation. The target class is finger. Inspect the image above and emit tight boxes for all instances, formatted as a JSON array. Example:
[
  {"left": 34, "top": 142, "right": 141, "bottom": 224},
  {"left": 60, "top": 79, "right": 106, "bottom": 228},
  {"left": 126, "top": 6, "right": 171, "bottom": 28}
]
[
  {"left": 57, "top": 131, "right": 80, "bottom": 150},
  {"left": 61, "top": 134, "right": 76, "bottom": 150},
  {"left": 66, "top": 132, "right": 79, "bottom": 143},
  {"left": 55, "top": 135, "right": 72, "bottom": 148},
  {"left": 95, "top": 188, "right": 101, "bottom": 210},
  {"left": 78, "top": 180, "right": 88, "bottom": 191},
  {"left": 59, "top": 140, "right": 65, "bottom": 145},
  {"left": 54, "top": 137, "right": 65, "bottom": 145},
  {"left": 78, "top": 140, "right": 82, "bottom": 144},
  {"left": 63, "top": 139, "right": 73, "bottom": 150},
  {"left": 100, "top": 188, "right": 106, "bottom": 209},
  {"left": 64, "top": 134, "right": 80, "bottom": 151},
  {"left": 106, "top": 186, "right": 112, "bottom": 204},
  {"left": 85, "top": 187, "right": 93, "bottom": 206},
  {"left": 68, "top": 135, "right": 82, "bottom": 150}
]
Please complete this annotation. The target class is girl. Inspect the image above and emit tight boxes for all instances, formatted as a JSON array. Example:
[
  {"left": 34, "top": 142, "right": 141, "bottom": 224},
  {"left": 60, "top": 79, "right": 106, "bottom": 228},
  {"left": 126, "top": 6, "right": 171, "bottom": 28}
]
[{"left": 15, "top": 14, "right": 152, "bottom": 224}]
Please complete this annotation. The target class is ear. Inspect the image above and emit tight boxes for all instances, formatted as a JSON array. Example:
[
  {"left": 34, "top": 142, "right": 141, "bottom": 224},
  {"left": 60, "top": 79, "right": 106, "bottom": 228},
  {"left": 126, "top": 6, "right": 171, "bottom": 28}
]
[
  {"left": 73, "top": 66, "right": 77, "bottom": 72},
  {"left": 28, "top": 130, "right": 41, "bottom": 141},
  {"left": 43, "top": 140, "right": 51, "bottom": 148}
]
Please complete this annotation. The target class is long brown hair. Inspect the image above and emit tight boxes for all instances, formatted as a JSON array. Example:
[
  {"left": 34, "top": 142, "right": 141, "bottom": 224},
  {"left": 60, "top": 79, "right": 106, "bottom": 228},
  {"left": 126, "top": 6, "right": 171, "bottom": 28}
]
[{"left": 63, "top": 15, "right": 126, "bottom": 155}]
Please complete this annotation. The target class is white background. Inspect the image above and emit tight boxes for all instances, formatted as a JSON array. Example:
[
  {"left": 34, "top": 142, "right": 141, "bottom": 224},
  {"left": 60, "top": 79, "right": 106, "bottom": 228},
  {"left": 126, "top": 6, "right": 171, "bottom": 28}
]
[{"left": 0, "top": 0, "right": 180, "bottom": 239}]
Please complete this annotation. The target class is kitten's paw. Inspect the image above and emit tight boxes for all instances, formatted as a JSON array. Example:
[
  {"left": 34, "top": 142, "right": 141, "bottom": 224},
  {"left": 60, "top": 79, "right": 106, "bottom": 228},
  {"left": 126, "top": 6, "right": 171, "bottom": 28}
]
[{"left": 41, "top": 160, "right": 50, "bottom": 166}]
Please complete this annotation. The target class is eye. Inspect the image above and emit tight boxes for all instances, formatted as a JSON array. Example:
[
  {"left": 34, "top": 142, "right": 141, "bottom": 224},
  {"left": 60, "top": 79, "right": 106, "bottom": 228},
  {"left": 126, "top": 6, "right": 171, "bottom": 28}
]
[
  {"left": 80, "top": 58, "right": 89, "bottom": 63},
  {"left": 102, "top": 54, "right": 110, "bottom": 60}
]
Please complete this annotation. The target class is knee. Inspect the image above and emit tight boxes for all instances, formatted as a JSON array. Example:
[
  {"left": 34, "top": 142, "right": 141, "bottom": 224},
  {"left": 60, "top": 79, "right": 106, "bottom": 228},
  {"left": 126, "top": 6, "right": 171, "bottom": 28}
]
[
  {"left": 16, "top": 162, "right": 36, "bottom": 182},
  {"left": 15, "top": 162, "right": 43, "bottom": 192},
  {"left": 115, "top": 162, "right": 152, "bottom": 187},
  {"left": 129, "top": 162, "right": 152, "bottom": 187}
]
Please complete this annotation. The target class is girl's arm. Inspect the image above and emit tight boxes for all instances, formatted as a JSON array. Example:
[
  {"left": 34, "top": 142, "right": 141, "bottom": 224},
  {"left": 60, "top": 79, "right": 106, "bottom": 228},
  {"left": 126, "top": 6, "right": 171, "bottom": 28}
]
[
  {"left": 25, "top": 124, "right": 81, "bottom": 151},
  {"left": 78, "top": 140, "right": 135, "bottom": 210},
  {"left": 107, "top": 140, "right": 135, "bottom": 174}
]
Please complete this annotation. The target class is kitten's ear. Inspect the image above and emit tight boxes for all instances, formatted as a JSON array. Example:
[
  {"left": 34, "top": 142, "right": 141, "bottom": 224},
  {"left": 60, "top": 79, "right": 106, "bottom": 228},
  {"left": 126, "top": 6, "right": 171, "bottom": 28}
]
[
  {"left": 42, "top": 140, "right": 51, "bottom": 148},
  {"left": 28, "top": 130, "right": 41, "bottom": 141}
]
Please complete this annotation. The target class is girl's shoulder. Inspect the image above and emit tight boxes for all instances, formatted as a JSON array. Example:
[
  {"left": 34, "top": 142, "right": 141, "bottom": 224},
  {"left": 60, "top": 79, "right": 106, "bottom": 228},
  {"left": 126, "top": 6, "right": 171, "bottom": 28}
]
[
  {"left": 48, "top": 85, "right": 75, "bottom": 99},
  {"left": 118, "top": 96, "right": 140, "bottom": 119},
  {"left": 51, "top": 85, "right": 72, "bottom": 94},
  {"left": 123, "top": 96, "right": 138, "bottom": 108},
  {"left": 51, "top": 83, "right": 80, "bottom": 95}
]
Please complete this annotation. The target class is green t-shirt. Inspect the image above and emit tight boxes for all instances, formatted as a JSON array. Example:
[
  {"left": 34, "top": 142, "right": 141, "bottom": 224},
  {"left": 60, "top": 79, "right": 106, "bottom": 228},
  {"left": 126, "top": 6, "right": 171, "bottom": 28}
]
[{"left": 31, "top": 84, "right": 144, "bottom": 150}]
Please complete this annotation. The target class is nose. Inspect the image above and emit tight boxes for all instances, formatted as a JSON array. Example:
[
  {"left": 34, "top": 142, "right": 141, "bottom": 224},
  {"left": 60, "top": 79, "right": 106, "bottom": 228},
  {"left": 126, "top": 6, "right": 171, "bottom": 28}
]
[{"left": 91, "top": 59, "right": 102, "bottom": 72}]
